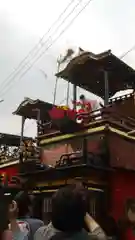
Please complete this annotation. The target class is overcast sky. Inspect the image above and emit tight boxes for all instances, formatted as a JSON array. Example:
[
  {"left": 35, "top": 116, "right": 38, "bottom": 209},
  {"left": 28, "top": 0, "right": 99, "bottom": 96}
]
[{"left": 0, "top": 0, "right": 135, "bottom": 137}]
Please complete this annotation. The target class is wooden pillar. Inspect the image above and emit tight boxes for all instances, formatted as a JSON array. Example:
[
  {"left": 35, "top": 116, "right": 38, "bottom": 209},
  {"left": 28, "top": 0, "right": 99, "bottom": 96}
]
[
  {"left": 73, "top": 83, "right": 77, "bottom": 111},
  {"left": 19, "top": 116, "right": 26, "bottom": 167},
  {"left": 37, "top": 109, "right": 41, "bottom": 140},
  {"left": 82, "top": 137, "right": 87, "bottom": 164},
  {"left": 104, "top": 70, "right": 109, "bottom": 106},
  {"left": 20, "top": 116, "right": 26, "bottom": 145},
  {"left": 66, "top": 81, "right": 70, "bottom": 106}
]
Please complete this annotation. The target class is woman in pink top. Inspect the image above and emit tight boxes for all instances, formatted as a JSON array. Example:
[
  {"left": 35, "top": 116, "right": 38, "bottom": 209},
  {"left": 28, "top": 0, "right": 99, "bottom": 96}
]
[{"left": 2, "top": 230, "right": 12, "bottom": 240}]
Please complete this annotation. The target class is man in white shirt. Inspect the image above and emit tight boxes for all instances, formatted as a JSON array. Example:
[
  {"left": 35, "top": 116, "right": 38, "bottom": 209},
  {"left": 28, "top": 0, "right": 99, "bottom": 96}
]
[{"left": 79, "top": 95, "right": 103, "bottom": 112}]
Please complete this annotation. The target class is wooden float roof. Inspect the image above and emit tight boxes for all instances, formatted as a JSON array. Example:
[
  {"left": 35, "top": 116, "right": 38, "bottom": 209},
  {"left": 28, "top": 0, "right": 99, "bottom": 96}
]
[
  {"left": 56, "top": 50, "right": 135, "bottom": 99},
  {"left": 13, "top": 97, "right": 54, "bottom": 120},
  {"left": 0, "top": 133, "right": 31, "bottom": 146}
]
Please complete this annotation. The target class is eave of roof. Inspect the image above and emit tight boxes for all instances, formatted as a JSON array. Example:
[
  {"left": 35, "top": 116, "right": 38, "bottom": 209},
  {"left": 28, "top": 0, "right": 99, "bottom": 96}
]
[
  {"left": 56, "top": 50, "right": 112, "bottom": 79},
  {"left": 0, "top": 132, "right": 31, "bottom": 146},
  {"left": 56, "top": 50, "right": 135, "bottom": 99},
  {"left": 13, "top": 97, "right": 53, "bottom": 120}
]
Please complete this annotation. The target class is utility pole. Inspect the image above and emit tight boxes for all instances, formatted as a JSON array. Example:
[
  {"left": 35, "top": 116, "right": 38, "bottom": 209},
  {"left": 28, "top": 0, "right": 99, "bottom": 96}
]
[
  {"left": 53, "top": 48, "right": 74, "bottom": 105},
  {"left": 53, "top": 55, "right": 62, "bottom": 105}
]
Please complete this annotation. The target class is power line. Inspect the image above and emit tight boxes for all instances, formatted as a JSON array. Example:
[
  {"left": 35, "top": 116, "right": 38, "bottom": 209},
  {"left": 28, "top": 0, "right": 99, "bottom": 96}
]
[
  {"left": 14, "top": 0, "right": 93, "bottom": 134},
  {"left": 0, "top": 0, "right": 75, "bottom": 89},
  {"left": 0, "top": 0, "right": 81, "bottom": 97},
  {"left": 120, "top": 44, "right": 135, "bottom": 59},
  {"left": 1, "top": 0, "right": 135, "bottom": 100},
  {"left": 0, "top": 0, "right": 93, "bottom": 98}
]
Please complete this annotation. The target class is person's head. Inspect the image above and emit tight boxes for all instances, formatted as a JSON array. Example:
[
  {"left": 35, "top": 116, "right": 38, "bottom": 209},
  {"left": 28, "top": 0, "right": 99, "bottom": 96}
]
[
  {"left": 126, "top": 198, "right": 135, "bottom": 223},
  {"left": 80, "top": 94, "right": 85, "bottom": 101},
  {"left": 14, "top": 191, "right": 32, "bottom": 218},
  {"left": 51, "top": 184, "right": 87, "bottom": 232}
]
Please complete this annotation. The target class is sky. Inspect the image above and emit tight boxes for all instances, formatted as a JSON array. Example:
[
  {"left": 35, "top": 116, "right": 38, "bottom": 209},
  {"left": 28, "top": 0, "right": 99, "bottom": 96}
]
[{"left": 0, "top": 0, "right": 135, "bottom": 137}]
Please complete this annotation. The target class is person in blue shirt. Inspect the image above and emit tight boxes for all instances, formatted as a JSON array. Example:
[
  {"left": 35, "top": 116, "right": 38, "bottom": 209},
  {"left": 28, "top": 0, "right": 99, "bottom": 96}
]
[{"left": 9, "top": 191, "right": 44, "bottom": 240}]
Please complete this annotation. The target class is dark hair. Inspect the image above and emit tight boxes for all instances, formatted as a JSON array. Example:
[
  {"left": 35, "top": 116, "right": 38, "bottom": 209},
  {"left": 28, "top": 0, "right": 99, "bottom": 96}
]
[
  {"left": 125, "top": 198, "right": 135, "bottom": 213},
  {"left": 14, "top": 191, "right": 31, "bottom": 218},
  {"left": 80, "top": 94, "right": 85, "bottom": 100},
  {"left": 118, "top": 198, "right": 135, "bottom": 239},
  {"left": 51, "top": 185, "right": 87, "bottom": 232}
]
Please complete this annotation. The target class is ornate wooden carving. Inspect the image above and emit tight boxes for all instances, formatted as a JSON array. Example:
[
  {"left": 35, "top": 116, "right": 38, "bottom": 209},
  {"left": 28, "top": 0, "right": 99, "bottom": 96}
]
[{"left": 20, "top": 140, "right": 39, "bottom": 162}]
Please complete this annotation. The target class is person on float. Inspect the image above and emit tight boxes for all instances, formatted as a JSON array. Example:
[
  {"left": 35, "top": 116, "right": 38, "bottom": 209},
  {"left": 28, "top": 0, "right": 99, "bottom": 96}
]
[
  {"left": 73, "top": 94, "right": 103, "bottom": 123},
  {"left": 79, "top": 94, "right": 103, "bottom": 112}
]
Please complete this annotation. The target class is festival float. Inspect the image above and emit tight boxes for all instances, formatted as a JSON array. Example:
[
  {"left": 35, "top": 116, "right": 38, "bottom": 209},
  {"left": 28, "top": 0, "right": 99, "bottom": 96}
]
[
  {"left": 9, "top": 49, "right": 135, "bottom": 233},
  {"left": 0, "top": 132, "right": 30, "bottom": 193}
]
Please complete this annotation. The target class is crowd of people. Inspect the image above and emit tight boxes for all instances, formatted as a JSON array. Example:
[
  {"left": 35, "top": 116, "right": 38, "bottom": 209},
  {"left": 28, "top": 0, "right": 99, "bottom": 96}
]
[
  {"left": 1, "top": 184, "right": 109, "bottom": 240},
  {"left": 5, "top": 182, "right": 135, "bottom": 240}
]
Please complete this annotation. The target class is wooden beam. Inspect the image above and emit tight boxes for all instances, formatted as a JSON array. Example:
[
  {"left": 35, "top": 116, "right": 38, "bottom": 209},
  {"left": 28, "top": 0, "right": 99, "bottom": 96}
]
[{"left": 128, "top": 129, "right": 135, "bottom": 135}]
